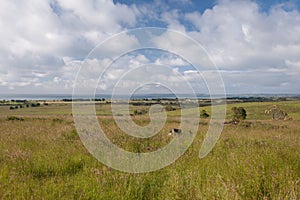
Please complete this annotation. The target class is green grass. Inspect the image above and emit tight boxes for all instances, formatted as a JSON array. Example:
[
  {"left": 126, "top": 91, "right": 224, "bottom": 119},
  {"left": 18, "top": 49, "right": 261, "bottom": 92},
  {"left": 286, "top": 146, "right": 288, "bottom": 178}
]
[{"left": 0, "top": 101, "right": 299, "bottom": 199}]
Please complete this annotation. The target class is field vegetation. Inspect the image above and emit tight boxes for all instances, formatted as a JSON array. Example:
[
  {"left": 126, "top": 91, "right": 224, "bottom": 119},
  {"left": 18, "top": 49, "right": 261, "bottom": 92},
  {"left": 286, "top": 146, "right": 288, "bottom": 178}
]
[{"left": 0, "top": 100, "right": 299, "bottom": 199}]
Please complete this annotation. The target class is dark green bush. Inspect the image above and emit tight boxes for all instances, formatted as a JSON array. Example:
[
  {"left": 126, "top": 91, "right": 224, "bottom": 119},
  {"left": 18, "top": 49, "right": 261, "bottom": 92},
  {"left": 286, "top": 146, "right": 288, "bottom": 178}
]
[
  {"left": 200, "top": 109, "right": 210, "bottom": 118},
  {"left": 232, "top": 107, "right": 247, "bottom": 122}
]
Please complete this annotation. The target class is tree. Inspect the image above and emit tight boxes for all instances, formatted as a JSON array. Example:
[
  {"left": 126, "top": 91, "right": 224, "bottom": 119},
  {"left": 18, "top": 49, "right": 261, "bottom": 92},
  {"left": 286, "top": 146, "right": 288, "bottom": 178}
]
[
  {"left": 200, "top": 109, "right": 210, "bottom": 118},
  {"left": 232, "top": 107, "right": 247, "bottom": 122}
]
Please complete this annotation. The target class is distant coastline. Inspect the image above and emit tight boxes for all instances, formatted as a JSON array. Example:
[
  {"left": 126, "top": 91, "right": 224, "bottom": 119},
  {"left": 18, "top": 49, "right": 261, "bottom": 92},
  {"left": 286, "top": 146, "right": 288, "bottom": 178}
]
[{"left": 0, "top": 93, "right": 299, "bottom": 101}]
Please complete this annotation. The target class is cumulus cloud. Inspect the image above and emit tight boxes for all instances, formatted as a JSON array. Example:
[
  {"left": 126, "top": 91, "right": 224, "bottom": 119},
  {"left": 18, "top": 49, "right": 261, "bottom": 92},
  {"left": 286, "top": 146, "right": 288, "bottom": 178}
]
[
  {"left": 0, "top": 0, "right": 299, "bottom": 95},
  {"left": 0, "top": 0, "right": 139, "bottom": 94},
  {"left": 183, "top": 0, "right": 300, "bottom": 93},
  {"left": 155, "top": 55, "right": 187, "bottom": 66},
  {"left": 184, "top": 0, "right": 300, "bottom": 72}
]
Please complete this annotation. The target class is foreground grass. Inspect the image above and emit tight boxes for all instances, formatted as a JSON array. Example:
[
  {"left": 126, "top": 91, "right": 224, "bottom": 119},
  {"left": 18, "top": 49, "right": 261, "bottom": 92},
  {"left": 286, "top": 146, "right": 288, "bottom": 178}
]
[{"left": 0, "top": 101, "right": 299, "bottom": 199}]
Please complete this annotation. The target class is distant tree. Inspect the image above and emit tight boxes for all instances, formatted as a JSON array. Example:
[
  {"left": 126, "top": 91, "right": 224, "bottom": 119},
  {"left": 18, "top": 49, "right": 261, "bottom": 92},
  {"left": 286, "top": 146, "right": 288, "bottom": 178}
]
[
  {"left": 31, "top": 103, "right": 41, "bottom": 107},
  {"left": 200, "top": 109, "right": 210, "bottom": 118},
  {"left": 232, "top": 107, "right": 247, "bottom": 122}
]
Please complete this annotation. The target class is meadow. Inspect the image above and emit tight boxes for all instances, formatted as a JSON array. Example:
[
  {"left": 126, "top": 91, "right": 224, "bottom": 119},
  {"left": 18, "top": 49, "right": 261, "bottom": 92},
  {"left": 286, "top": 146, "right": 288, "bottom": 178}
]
[{"left": 0, "top": 100, "right": 299, "bottom": 199}]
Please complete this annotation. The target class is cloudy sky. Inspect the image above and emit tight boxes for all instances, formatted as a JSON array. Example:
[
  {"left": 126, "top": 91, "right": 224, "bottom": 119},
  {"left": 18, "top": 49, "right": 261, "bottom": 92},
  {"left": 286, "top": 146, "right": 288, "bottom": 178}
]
[{"left": 0, "top": 0, "right": 300, "bottom": 95}]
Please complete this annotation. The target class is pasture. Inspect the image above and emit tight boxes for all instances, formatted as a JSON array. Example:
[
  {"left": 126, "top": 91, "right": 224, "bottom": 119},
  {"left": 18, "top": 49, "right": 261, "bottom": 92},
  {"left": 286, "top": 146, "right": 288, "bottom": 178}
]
[{"left": 0, "top": 101, "right": 299, "bottom": 199}]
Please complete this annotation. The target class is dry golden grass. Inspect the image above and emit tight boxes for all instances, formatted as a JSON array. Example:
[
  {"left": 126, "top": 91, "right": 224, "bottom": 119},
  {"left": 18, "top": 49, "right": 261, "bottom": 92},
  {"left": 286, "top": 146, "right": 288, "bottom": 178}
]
[{"left": 0, "top": 101, "right": 299, "bottom": 199}]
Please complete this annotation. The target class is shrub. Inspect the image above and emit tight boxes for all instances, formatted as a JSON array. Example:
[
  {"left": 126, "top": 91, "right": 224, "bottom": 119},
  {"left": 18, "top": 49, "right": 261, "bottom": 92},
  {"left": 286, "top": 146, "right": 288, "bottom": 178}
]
[
  {"left": 265, "top": 105, "right": 290, "bottom": 120},
  {"left": 133, "top": 109, "right": 147, "bottom": 115},
  {"left": 200, "top": 109, "right": 210, "bottom": 118},
  {"left": 7, "top": 116, "right": 24, "bottom": 121},
  {"left": 232, "top": 107, "right": 247, "bottom": 122},
  {"left": 52, "top": 118, "right": 63, "bottom": 123},
  {"left": 31, "top": 103, "right": 41, "bottom": 107}
]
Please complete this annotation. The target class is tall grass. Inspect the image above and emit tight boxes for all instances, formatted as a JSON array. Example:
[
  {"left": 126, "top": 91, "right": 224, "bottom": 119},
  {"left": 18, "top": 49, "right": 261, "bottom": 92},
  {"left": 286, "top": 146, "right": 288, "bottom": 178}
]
[{"left": 0, "top": 101, "right": 299, "bottom": 199}]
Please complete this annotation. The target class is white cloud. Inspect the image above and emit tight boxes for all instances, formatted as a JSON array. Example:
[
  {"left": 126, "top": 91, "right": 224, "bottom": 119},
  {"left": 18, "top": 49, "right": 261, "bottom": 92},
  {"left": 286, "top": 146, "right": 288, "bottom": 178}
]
[
  {"left": 151, "top": 30, "right": 215, "bottom": 69},
  {"left": 0, "top": 0, "right": 300, "bottom": 95},
  {"left": 185, "top": 0, "right": 300, "bottom": 71},
  {"left": 183, "top": 0, "right": 300, "bottom": 93},
  {"left": 155, "top": 56, "right": 187, "bottom": 66},
  {"left": 161, "top": 10, "right": 186, "bottom": 32},
  {"left": 0, "top": 0, "right": 139, "bottom": 93}
]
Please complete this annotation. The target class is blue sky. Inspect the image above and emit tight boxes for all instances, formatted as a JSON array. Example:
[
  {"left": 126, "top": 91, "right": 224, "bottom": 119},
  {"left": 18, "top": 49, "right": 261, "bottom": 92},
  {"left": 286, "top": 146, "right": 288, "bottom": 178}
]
[
  {"left": 0, "top": 0, "right": 300, "bottom": 95},
  {"left": 114, "top": 0, "right": 300, "bottom": 11}
]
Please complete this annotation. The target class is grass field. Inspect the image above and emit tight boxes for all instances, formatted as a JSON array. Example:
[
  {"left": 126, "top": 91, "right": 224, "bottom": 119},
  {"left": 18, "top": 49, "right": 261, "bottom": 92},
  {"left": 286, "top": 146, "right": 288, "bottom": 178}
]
[{"left": 0, "top": 101, "right": 299, "bottom": 199}]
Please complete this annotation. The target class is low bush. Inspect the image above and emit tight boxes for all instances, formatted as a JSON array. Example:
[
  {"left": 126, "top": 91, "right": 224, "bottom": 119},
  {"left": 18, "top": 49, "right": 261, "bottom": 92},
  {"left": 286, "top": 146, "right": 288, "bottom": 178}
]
[
  {"left": 31, "top": 103, "right": 41, "bottom": 107},
  {"left": 200, "top": 109, "right": 210, "bottom": 118},
  {"left": 133, "top": 109, "right": 147, "bottom": 115},
  {"left": 52, "top": 118, "right": 63, "bottom": 123},
  {"left": 7, "top": 116, "right": 24, "bottom": 121},
  {"left": 232, "top": 107, "right": 247, "bottom": 122}
]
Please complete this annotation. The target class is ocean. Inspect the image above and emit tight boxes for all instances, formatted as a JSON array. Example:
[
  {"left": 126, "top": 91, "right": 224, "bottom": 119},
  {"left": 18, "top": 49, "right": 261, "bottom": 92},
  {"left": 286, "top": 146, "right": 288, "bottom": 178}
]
[{"left": 0, "top": 93, "right": 299, "bottom": 100}]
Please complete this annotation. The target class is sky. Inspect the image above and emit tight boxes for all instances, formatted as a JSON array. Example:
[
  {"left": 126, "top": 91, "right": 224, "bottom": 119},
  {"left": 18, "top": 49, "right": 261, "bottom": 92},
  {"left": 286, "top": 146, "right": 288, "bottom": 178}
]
[{"left": 0, "top": 0, "right": 300, "bottom": 95}]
